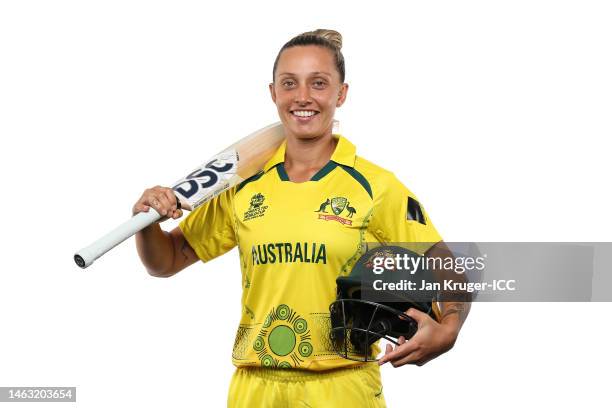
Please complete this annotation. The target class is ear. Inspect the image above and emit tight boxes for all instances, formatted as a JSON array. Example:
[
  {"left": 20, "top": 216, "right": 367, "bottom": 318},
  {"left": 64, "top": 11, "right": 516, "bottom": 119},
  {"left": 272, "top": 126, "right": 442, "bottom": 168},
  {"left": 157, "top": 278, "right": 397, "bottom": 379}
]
[
  {"left": 336, "top": 83, "right": 349, "bottom": 107},
  {"left": 269, "top": 82, "right": 276, "bottom": 103}
]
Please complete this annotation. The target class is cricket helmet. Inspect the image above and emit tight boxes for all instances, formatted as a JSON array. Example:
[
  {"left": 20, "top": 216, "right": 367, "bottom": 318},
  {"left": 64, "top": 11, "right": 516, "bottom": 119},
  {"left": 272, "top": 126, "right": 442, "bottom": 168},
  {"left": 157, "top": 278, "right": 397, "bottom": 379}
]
[{"left": 329, "top": 245, "right": 441, "bottom": 362}]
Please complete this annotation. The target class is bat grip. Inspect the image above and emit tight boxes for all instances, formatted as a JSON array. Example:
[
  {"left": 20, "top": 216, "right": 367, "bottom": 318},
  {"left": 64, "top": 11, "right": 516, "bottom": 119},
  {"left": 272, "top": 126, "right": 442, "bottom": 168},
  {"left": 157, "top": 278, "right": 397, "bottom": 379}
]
[{"left": 74, "top": 208, "right": 163, "bottom": 268}]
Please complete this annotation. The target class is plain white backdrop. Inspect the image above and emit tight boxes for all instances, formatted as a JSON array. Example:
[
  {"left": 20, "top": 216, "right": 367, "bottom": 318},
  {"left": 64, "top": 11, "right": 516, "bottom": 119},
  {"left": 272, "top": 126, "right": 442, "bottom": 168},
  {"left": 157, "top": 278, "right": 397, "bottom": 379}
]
[{"left": 1, "top": 1, "right": 610, "bottom": 407}]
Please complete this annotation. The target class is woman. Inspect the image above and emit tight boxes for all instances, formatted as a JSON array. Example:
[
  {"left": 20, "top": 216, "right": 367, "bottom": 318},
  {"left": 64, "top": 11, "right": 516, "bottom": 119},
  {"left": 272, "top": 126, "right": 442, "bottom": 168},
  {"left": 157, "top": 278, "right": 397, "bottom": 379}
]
[{"left": 133, "top": 29, "right": 468, "bottom": 407}]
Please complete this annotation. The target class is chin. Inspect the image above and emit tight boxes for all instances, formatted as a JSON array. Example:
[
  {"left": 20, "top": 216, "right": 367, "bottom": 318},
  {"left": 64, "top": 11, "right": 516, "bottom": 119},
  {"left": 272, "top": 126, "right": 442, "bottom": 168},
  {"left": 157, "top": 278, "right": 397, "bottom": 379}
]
[
  {"left": 291, "top": 128, "right": 325, "bottom": 140},
  {"left": 294, "top": 133, "right": 320, "bottom": 140},
  {"left": 284, "top": 121, "right": 332, "bottom": 141}
]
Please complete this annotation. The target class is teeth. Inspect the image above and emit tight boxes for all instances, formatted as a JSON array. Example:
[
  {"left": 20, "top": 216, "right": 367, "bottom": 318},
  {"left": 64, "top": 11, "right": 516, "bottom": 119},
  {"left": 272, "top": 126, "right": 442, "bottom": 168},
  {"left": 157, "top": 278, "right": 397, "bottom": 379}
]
[{"left": 293, "top": 110, "right": 316, "bottom": 117}]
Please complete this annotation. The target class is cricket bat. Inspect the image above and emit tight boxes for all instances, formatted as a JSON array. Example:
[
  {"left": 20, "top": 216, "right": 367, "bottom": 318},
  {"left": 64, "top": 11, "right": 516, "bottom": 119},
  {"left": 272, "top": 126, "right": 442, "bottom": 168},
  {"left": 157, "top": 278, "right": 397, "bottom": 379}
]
[{"left": 74, "top": 122, "right": 286, "bottom": 268}]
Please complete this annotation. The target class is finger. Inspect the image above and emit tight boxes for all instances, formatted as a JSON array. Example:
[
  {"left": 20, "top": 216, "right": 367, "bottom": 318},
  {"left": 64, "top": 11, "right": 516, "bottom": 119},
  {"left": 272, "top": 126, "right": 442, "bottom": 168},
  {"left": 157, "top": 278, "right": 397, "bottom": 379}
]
[
  {"left": 150, "top": 196, "right": 170, "bottom": 217},
  {"left": 133, "top": 204, "right": 150, "bottom": 215},
  {"left": 380, "top": 342, "right": 402, "bottom": 365},
  {"left": 159, "top": 192, "right": 174, "bottom": 215},
  {"left": 398, "top": 336, "right": 406, "bottom": 345},
  {"left": 406, "top": 308, "right": 431, "bottom": 324},
  {"left": 391, "top": 351, "right": 422, "bottom": 368},
  {"left": 162, "top": 188, "right": 177, "bottom": 212},
  {"left": 380, "top": 339, "right": 420, "bottom": 363},
  {"left": 147, "top": 194, "right": 162, "bottom": 212},
  {"left": 171, "top": 209, "right": 183, "bottom": 219},
  {"left": 378, "top": 343, "right": 394, "bottom": 365},
  {"left": 416, "top": 359, "right": 430, "bottom": 367},
  {"left": 153, "top": 193, "right": 171, "bottom": 216}
]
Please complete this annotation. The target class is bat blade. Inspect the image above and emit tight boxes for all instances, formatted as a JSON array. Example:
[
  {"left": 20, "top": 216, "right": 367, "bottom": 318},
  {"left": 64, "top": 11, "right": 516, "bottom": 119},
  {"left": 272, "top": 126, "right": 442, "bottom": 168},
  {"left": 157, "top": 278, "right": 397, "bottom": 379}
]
[
  {"left": 171, "top": 121, "right": 285, "bottom": 211},
  {"left": 74, "top": 122, "right": 285, "bottom": 269}
]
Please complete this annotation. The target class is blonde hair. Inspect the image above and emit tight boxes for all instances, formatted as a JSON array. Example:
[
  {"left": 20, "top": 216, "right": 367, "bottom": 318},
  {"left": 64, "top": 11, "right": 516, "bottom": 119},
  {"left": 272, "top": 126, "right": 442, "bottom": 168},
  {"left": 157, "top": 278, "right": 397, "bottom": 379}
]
[
  {"left": 272, "top": 29, "right": 346, "bottom": 82},
  {"left": 302, "top": 29, "right": 343, "bottom": 50}
]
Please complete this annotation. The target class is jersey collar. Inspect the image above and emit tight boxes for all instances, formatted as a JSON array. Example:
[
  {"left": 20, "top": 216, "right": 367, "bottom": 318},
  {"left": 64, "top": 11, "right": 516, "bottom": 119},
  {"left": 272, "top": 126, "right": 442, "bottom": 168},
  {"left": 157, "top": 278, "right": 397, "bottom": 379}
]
[{"left": 262, "top": 134, "right": 356, "bottom": 173}]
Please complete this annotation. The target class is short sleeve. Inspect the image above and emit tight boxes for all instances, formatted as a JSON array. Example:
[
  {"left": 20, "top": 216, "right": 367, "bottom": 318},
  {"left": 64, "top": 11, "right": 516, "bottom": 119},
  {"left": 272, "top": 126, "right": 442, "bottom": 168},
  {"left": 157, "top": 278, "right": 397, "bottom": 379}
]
[
  {"left": 368, "top": 173, "right": 442, "bottom": 248},
  {"left": 179, "top": 187, "right": 237, "bottom": 262}
]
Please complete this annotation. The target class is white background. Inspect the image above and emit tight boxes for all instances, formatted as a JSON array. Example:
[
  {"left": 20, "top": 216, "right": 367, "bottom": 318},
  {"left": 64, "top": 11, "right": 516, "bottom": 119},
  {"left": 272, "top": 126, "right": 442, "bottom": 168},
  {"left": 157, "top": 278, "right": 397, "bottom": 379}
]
[{"left": 1, "top": 1, "right": 611, "bottom": 407}]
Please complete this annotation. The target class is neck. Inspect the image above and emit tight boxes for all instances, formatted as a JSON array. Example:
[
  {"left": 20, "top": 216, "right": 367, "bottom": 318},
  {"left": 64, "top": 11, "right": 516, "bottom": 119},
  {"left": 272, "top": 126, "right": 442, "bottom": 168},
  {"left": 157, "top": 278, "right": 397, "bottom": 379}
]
[{"left": 284, "top": 131, "right": 337, "bottom": 182}]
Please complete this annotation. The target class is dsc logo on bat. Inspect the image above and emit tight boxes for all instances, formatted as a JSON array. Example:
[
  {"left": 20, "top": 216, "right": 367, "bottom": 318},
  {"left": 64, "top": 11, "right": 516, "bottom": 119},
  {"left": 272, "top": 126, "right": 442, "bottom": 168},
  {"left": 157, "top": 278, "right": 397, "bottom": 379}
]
[{"left": 172, "top": 151, "right": 239, "bottom": 201}]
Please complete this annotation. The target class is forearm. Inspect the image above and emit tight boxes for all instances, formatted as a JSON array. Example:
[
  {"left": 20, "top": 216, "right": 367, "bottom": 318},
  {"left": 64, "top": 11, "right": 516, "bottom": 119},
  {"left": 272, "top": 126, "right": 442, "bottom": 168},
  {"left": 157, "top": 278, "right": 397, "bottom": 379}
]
[
  {"left": 439, "top": 301, "right": 471, "bottom": 337},
  {"left": 135, "top": 224, "right": 175, "bottom": 277},
  {"left": 426, "top": 242, "right": 471, "bottom": 335}
]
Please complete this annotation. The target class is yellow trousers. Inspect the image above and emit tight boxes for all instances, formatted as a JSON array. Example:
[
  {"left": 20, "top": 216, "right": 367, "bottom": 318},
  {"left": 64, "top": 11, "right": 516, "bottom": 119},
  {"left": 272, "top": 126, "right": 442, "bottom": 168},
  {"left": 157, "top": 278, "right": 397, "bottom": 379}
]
[{"left": 228, "top": 363, "right": 386, "bottom": 407}]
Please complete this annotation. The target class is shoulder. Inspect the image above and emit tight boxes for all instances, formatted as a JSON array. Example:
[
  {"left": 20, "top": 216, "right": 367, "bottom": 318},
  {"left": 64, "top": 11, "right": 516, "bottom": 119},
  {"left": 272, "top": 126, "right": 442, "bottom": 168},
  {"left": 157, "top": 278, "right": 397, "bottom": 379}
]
[{"left": 353, "top": 155, "right": 410, "bottom": 199}]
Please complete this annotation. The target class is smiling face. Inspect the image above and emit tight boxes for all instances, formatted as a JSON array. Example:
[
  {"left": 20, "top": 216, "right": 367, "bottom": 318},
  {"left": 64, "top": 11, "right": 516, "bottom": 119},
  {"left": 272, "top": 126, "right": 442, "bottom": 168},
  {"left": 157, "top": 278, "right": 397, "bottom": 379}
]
[{"left": 270, "top": 45, "right": 348, "bottom": 140}]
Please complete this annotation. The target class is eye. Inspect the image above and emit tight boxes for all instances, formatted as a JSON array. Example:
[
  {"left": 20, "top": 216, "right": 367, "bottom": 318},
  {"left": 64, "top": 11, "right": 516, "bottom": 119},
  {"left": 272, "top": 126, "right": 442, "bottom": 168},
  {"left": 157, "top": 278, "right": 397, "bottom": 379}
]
[
  {"left": 282, "top": 80, "right": 296, "bottom": 88},
  {"left": 312, "top": 80, "right": 327, "bottom": 89}
]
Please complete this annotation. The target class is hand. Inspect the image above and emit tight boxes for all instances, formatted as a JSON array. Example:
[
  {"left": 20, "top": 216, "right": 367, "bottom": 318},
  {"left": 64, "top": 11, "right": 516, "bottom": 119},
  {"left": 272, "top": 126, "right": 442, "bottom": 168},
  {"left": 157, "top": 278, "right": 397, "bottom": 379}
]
[
  {"left": 378, "top": 308, "right": 458, "bottom": 367},
  {"left": 132, "top": 186, "right": 183, "bottom": 222}
]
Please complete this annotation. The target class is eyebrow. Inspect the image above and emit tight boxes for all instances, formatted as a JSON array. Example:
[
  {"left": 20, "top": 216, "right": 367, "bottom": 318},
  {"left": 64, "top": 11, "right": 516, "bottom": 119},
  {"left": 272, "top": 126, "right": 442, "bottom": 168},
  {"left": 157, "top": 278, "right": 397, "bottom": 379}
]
[{"left": 277, "top": 71, "right": 332, "bottom": 78}]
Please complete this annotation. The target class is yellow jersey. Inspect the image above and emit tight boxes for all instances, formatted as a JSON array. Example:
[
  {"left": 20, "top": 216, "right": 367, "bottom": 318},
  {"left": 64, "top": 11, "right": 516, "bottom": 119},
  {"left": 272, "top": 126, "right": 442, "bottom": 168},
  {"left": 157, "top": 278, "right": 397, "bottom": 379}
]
[{"left": 180, "top": 134, "right": 442, "bottom": 371}]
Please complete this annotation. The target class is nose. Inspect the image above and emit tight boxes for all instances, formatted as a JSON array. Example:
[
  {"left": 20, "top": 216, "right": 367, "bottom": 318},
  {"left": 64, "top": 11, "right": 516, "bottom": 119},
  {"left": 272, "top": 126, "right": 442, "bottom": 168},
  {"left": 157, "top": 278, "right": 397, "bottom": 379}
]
[{"left": 294, "top": 84, "right": 312, "bottom": 105}]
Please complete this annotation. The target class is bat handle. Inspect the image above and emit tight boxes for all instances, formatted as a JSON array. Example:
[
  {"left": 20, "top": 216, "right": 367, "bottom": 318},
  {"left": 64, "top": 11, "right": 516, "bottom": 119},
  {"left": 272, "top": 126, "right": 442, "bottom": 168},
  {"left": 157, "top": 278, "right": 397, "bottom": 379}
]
[{"left": 74, "top": 208, "right": 163, "bottom": 268}]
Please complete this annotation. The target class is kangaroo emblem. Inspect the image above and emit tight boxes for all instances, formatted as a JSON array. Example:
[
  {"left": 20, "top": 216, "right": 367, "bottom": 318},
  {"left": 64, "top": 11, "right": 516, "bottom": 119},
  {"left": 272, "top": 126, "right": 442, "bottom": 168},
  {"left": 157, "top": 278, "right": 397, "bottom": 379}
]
[
  {"left": 315, "top": 198, "right": 331, "bottom": 213},
  {"left": 346, "top": 202, "right": 356, "bottom": 218}
]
